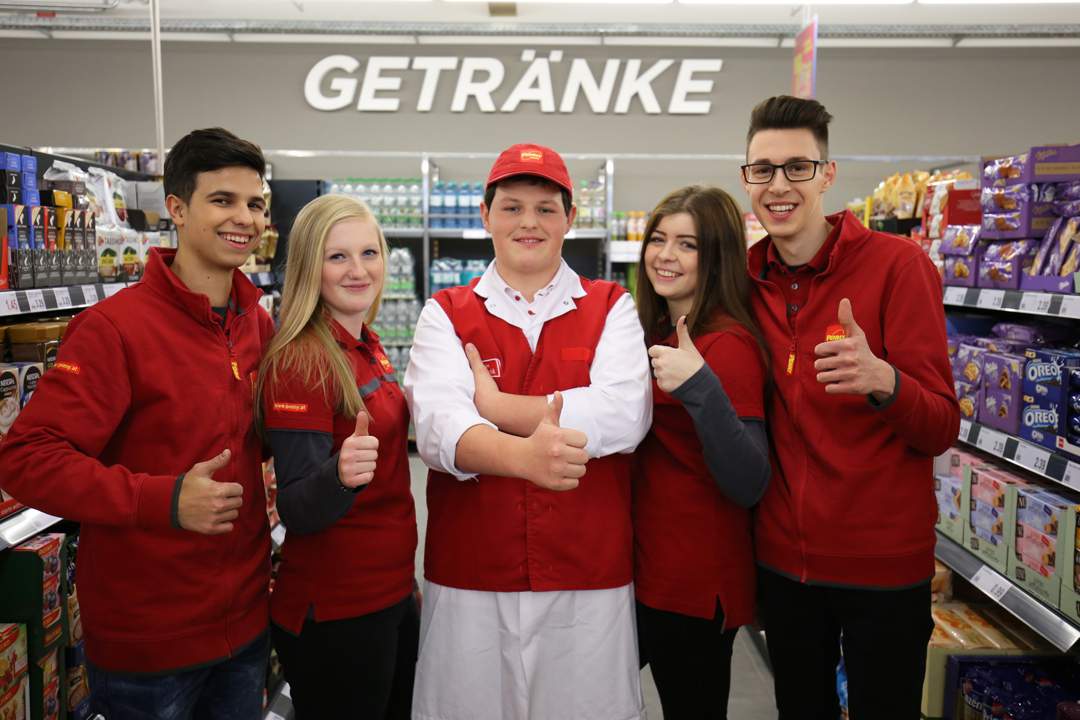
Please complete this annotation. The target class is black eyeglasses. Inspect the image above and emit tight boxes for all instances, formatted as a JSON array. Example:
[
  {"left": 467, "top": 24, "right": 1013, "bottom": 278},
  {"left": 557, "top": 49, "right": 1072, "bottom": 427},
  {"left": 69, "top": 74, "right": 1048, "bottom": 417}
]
[{"left": 740, "top": 160, "right": 827, "bottom": 184}]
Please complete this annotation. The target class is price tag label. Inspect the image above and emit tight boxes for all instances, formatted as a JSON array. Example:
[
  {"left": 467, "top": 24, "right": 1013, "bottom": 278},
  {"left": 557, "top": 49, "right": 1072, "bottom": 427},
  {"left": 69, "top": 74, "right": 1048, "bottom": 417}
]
[
  {"left": 462, "top": 229, "right": 487, "bottom": 240},
  {"left": 271, "top": 524, "right": 286, "bottom": 548},
  {"left": 27, "top": 291, "right": 46, "bottom": 313},
  {"left": 103, "top": 283, "right": 123, "bottom": 298},
  {"left": 82, "top": 285, "right": 98, "bottom": 304},
  {"left": 0, "top": 293, "right": 19, "bottom": 315},
  {"left": 1019, "top": 292, "right": 1053, "bottom": 315},
  {"left": 1014, "top": 441, "right": 1050, "bottom": 475},
  {"left": 958, "top": 419, "right": 973, "bottom": 443},
  {"left": 975, "top": 427, "right": 1008, "bottom": 456},
  {"left": 976, "top": 289, "right": 1005, "bottom": 310},
  {"left": 943, "top": 286, "right": 967, "bottom": 305},
  {"left": 1060, "top": 294, "right": 1080, "bottom": 319},
  {"left": 1064, "top": 463, "right": 1080, "bottom": 493},
  {"left": 971, "top": 566, "right": 1010, "bottom": 602},
  {"left": 53, "top": 287, "right": 72, "bottom": 309}
]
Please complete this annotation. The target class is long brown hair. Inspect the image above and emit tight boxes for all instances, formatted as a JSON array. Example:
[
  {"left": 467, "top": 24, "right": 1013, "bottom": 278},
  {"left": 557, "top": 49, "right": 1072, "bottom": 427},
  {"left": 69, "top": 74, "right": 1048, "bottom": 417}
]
[{"left": 635, "top": 185, "right": 769, "bottom": 371}]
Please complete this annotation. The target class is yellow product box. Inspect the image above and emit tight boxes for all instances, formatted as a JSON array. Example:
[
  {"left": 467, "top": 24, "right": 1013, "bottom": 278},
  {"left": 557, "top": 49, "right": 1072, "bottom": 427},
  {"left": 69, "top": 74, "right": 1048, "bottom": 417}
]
[
  {"left": 0, "top": 623, "right": 27, "bottom": 692},
  {"left": 964, "top": 466, "right": 1028, "bottom": 574}
]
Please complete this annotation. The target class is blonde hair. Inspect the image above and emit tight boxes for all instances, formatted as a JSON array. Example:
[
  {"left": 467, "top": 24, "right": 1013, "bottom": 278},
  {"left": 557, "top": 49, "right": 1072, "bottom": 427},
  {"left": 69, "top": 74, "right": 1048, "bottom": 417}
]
[{"left": 255, "top": 194, "right": 389, "bottom": 438}]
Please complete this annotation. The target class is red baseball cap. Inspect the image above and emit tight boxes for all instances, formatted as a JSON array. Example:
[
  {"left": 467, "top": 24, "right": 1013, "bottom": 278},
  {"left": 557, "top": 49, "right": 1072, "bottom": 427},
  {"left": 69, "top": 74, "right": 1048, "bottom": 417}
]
[{"left": 486, "top": 143, "right": 573, "bottom": 199}]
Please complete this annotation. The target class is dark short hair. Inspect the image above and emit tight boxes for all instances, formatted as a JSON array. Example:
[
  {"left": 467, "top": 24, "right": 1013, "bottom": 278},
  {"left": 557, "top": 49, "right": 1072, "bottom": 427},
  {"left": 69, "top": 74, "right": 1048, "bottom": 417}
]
[
  {"left": 746, "top": 96, "right": 834, "bottom": 160},
  {"left": 164, "top": 127, "right": 265, "bottom": 203},
  {"left": 483, "top": 175, "right": 573, "bottom": 216}
]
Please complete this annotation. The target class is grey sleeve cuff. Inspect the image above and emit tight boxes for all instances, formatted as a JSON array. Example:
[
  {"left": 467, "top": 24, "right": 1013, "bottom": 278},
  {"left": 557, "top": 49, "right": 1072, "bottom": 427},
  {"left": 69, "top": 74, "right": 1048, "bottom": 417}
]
[
  {"left": 867, "top": 365, "right": 901, "bottom": 410},
  {"left": 170, "top": 473, "right": 185, "bottom": 530}
]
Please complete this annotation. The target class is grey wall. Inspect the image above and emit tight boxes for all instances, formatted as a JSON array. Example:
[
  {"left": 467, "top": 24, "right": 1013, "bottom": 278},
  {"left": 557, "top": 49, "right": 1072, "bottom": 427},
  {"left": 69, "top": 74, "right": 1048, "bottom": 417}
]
[{"left": 5, "top": 39, "right": 1079, "bottom": 213}]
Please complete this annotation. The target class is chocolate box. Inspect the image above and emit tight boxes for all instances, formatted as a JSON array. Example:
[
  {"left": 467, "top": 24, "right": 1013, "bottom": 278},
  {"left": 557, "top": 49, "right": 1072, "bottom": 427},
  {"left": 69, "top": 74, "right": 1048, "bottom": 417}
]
[
  {"left": 983, "top": 388, "right": 1021, "bottom": 434},
  {"left": 945, "top": 253, "right": 979, "bottom": 287},
  {"left": 1009, "top": 486, "right": 1074, "bottom": 607},
  {"left": 0, "top": 623, "right": 27, "bottom": 692},
  {"left": 955, "top": 380, "right": 982, "bottom": 422},
  {"left": 985, "top": 145, "right": 1080, "bottom": 187},
  {"left": 1020, "top": 349, "right": 1080, "bottom": 451},
  {"left": 966, "top": 466, "right": 1027, "bottom": 573},
  {"left": 981, "top": 204, "right": 1057, "bottom": 241},
  {"left": 954, "top": 343, "right": 987, "bottom": 386}
]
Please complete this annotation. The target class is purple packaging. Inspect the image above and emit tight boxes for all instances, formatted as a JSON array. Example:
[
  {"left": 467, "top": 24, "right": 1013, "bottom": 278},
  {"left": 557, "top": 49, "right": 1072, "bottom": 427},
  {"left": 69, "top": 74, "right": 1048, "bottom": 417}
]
[
  {"left": 981, "top": 184, "right": 1033, "bottom": 214},
  {"left": 1058, "top": 181, "right": 1080, "bottom": 201},
  {"left": 0, "top": 152, "right": 20, "bottom": 172},
  {"left": 1030, "top": 216, "right": 1065, "bottom": 276},
  {"left": 979, "top": 241, "right": 1038, "bottom": 289},
  {"left": 1061, "top": 244, "right": 1080, "bottom": 278},
  {"left": 975, "top": 337, "right": 1027, "bottom": 354},
  {"left": 987, "top": 145, "right": 1080, "bottom": 186},
  {"left": 940, "top": 224, "right": 981, "bottom": 256},
  {"left": 955, "top": 380, "right": 982, "bottom": 421},
  {"left": 982, "top": 205, "right": 1057, "bottom": 240},
  {"left": 984, "top": 154, "right": 1028, "bottom": 186},
  {"left": 984, "top": 350, "right": 1025, "bottom": 397},
  {"left": 994, "top": 321, "right": 1072, "bottom": 346},
  {"left": 955, "top": 343, "right": 987, "bottom": 385},
  {"left": 1043, "top": 217, "right": 1079, "bottom": 276},
  {"left": 983, "top": 389, "right": 1021, "bottom": 434},
  {"left": 945, "top": 254, "right": 979, "bottom": 287},
  {"left": 1055, "top": 200, "right": 1080, "bottom": 217}
]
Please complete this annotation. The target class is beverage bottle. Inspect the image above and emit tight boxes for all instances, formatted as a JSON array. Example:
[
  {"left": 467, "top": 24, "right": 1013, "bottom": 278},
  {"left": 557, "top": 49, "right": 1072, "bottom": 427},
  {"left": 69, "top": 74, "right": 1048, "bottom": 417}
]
[
  {"left": 430, "top": 181, "right": 444, "bottom": 229},
  {"left": 408, "top": 180, "right": 422, "bottom": 229},
  {"left": 472, "top": 182, "right": 484, "bottom": 229},
  {"left": 592, "top": 180, "right": 607, "bottom": 230},
  {"left": 445, "top": 182, "right": 459, "bottom": 229},
  {"left": 577, "top": 181, "right": 591, "bottom": 229}
]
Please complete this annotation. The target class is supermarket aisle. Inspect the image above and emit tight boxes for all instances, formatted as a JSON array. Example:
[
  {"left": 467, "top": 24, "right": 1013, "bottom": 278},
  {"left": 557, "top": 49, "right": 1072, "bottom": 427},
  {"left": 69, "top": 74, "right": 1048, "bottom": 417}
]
[{"left": 407, "top": 454, "right": 778, "bottom": 719}]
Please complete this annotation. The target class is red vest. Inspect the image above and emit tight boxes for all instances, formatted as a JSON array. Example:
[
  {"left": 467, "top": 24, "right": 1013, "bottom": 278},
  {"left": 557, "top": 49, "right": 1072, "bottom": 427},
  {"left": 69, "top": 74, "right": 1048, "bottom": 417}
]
[
  {"left": 427, "top": 277, "right": 632, "bottom": 592},
  {"left": 633, "top": 319, "right": 764, "bottom": 626},
  {"left": 263, "top": 321, "right": 417, "bottom": 633}
]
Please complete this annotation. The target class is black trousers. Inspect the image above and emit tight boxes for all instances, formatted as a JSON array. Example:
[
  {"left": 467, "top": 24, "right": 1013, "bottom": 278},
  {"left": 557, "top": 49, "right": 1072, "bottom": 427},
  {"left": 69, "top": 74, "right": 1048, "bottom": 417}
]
[
  {"left": 636, "top": 600, "right": 739, "bottom": 720},
  {"left": 271, "top": 594, "right": 419, "bottom": 720},
  {"left": 757, "top": 567, "right": 933, "bottom": 720}
]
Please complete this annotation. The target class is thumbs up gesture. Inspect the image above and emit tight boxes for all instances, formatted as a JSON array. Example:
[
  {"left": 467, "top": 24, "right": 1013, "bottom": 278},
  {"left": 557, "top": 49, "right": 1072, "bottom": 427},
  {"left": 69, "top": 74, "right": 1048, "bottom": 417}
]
[
  {"left": 337, "top": 411, "right": 379, "bottom": 489},
  {"left": 647, "top": 315, "right": 705, "bottom": 394},
  {"left": 520, "top": 391, "right": 589, "bottom": 492},
  {"left": 813, "top": 298, "right": 896, "bottom": 399},
  {"left": 177, "top": 449, "right": 244, "bottom": 535}
]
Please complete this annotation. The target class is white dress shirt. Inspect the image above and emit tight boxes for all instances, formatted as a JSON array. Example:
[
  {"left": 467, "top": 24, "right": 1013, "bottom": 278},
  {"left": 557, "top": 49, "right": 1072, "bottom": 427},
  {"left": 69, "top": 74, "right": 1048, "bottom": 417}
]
[{"left": 403, "top": 259, "right": 652, "bottom": 720}]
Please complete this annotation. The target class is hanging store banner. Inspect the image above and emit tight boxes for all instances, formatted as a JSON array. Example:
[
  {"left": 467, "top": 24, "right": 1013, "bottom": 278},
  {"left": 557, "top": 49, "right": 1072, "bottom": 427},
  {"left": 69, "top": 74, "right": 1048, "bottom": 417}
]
[
  {"left": 303, "top": 51, "right": 724, "bottom": 115},
  {"left": 792, "top": 16, "right": 818, "bottom": 100}
]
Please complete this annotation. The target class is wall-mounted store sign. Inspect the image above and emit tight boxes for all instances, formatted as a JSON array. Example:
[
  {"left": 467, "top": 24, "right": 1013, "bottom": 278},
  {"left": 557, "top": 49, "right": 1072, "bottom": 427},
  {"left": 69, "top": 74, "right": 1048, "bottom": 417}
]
[{"left": 304, "top": 51, "right": 723, "bottom": 115}]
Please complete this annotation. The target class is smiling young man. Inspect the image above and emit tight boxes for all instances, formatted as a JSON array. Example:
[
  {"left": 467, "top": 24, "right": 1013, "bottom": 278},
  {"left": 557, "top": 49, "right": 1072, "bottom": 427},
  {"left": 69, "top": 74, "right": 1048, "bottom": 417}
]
[
  {"left": 0, "top": 128, "right": 276, "bottom": 719},
  {"left": 740, "top": 97, "right": 959, "bottom": 720},
  {"left": 403, "top": 143, "right": 652, "bottom": 720}
]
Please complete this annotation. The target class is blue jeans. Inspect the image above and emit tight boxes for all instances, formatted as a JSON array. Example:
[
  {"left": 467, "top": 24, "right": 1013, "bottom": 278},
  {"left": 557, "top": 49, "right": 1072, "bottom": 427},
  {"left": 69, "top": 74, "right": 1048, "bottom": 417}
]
[{"left": 87, "top": 632, "right": 270, "bottom": 720}]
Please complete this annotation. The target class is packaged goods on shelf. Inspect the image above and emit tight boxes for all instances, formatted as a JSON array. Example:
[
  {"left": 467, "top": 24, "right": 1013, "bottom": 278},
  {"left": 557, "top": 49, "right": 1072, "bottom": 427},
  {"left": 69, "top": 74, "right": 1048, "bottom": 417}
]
[
  {"left": 948, "top": 656, "right": 1080, "bottom": 720},
  {"left": 610, "top": 211, "right": 649, "bottom": 242},
  {"left": 0, "top": 623, "right": 28, "bottom": 693},
  {"left": 967, "top": 466, "right": 1029, "bottom": 573},
  {"left": 0, "top": 674, "right": 27, "bottom": 720},
  {"left": 936, "top": 472, "right": 966, "bottom": 543},
  {"left": 1020, "top": 348, "right": 1080, "bottom": 454},
  {"left": 326, "top": 178, "right": 425, "bottom": 230},
  {"left": 1007, "top": 485, "right": 1075, "bottom": 606},
  {"left": 982, "top": 352, "right": 1026, "bottom": 434},
  {"left": 932, "top": 559, "right": 954, "bottom": 603},
  {"left": 573, "top": 179, "right": 607, "bottom": 230},
  {"left": 429, "top": 257, "right": 486, "bottom": 294}
]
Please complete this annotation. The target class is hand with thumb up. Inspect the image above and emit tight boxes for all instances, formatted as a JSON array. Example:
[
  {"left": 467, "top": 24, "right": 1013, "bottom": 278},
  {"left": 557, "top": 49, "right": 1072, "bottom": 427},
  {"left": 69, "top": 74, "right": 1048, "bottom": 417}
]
[
  {"left": 813, "top": 297, "right": 895, "bottom": 399},
  {"left": 647, "top": 315, "right": 705, "bottom": 394},
  {"left": 519, "top": 391, "right": 588, "bottom": 492},
  {"left": 177, "top": 448, "right": 244, "bottom": 535},
  {"left": 338, "top": 411, "right": 379, "bottom": 489}
]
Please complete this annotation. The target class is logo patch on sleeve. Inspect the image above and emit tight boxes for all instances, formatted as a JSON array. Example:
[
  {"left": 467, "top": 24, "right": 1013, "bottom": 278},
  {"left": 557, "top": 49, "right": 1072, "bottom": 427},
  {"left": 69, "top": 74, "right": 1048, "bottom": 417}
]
[
  {"left": 376, "top": 352, "right": 395, "bottom": 375},
  {"left": 273, "top": 402, "right": 309, "bottom": 413},
  {"left": 482, "top": 358, "right": 502, "bottom": 378},
  {"left": 54, "top": 361, "right": 80, "bottom": 375}
]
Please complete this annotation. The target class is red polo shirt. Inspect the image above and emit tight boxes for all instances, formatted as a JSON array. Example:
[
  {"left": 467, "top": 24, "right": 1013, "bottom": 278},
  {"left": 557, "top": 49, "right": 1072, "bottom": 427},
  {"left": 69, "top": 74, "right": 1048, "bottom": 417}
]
[
  {"left": 633, "top": 317, "right": 765, "bottom": 625},
  {"left": 262, "top": 320, "right": 417, "bottom": 633}
]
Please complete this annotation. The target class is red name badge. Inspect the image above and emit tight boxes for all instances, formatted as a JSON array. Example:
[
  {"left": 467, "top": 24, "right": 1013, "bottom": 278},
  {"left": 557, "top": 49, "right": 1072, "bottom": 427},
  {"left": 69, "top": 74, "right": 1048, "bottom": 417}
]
[{"left": 482, "top": 358, "right": 502, "bottom": 378}]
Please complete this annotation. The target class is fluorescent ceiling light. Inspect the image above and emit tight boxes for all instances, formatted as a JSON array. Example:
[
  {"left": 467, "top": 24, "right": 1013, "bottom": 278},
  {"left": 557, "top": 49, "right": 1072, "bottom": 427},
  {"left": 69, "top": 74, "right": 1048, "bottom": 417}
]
[
  {"left": 233, "top": 33, "right": 416, "bottom": 44},
  {"left": 416, "top": 34, "right": 603, "bottom": 44},
  {"left": 920, "top": 0, "right": 1080, "bottom": 4},
  {"left": 51, "top": 30, "right": 150, "bottom": 40},
  {"left": 681, "top": 0, "right": 912, "bottom": 5},
  {"left": 603, "top": 36, "right": 778, "bottom": 46},
  {"left": 0, "top": 30, "right": 49, "bottom": 38},
  {"left": 447, "top": 0, "right": 671, "bottom": 4},
  {"left": 955, "top": 37, "right": 1080, "bottom": 46},
  {"left": 816, "top": 37, "right": 955, "bottom": 47},
  {"left": 161, "top": 32, "right": 232, "bottom": 42}
]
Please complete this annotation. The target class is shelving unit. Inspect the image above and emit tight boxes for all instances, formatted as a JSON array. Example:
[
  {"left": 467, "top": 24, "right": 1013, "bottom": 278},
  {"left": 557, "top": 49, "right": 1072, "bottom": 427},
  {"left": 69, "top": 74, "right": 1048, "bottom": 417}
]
[
  {"left": 0, "top": 282, "right": 126, "bottom": 318},
  {"left": 935, "top": 531, "right": 1080, "bottom": 652},
  {"left": 957, "top": 420, "right": 1080, "bottom": 493},
  {"left": 0, "top": 509, "right": 63, "bottom": 553},
  {"left": 943, "top": 286, "right": 1080, "bottom": 320}
]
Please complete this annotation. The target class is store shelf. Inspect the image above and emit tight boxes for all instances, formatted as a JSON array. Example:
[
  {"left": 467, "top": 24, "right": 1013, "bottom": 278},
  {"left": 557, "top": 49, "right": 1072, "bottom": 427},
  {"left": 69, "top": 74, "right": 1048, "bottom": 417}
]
[
  {"left": 935, "top": 531, "right": 1080, "bottom": 652},
  {"left": 263, "top": 680, "right": 294, "bottom": 720},
  {"left": 608, "top": 240, "right": 641, "bottom": 264},
  {"left": 957, "top": 419, "right": 1080, "bottom": 493},
  {"left": 0, "top": 509, "right": 63, "bottom": 552},
  {"left": 943, "top": 285, "right": 1080, "bottom": 320},
  {"left": 383, "top": 293, "right": 419, "bottom": 301},
  {"left": 381, "top": 340, "right": 413, "bottom": 347},
  {"left": 0, "top": 282, "right": 125, "bottom": 319},
  {"left": 246, "top": 272, "right": 276, "bottom": 288},
  {"left": 384, "top": 228, "right": 425, "bottom": 239}
]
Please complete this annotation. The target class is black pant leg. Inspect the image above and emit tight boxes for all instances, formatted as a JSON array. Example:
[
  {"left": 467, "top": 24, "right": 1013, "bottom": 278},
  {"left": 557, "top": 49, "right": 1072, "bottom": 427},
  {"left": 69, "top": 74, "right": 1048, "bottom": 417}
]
[
  {"left": 757, "top": 567, "right": 842, "bottom": 720},
  {"left": 271, "top": 597, "right": 411, "bottom": 720},
  {"left": 836, "top": 582, "right": 933, "bottom": 720},
  {"left": 384, "top": 595, "right": 420, "bottom": 720},
  {"left": 636, "top": 600, "right": 738, "bottom": 720}
]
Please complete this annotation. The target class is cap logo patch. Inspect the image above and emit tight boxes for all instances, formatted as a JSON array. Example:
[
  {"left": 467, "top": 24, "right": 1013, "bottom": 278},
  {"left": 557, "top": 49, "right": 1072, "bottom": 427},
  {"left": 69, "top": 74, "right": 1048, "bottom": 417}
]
[{"left": 520, "top": 150, "right": 543, "bottom": 163}]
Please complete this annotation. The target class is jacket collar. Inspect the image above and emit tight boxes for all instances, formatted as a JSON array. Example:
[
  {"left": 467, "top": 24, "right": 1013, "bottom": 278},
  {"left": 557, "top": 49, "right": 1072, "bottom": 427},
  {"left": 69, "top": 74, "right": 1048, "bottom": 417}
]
[
  {"left": 748, "top": 209, "right": 871, "bottom": 281},
  {"left": 328, "top": 314, "right": 377, "bottom": 349},
  {"left": 141, "top": 247, "right": 263, "bottom": 325}
]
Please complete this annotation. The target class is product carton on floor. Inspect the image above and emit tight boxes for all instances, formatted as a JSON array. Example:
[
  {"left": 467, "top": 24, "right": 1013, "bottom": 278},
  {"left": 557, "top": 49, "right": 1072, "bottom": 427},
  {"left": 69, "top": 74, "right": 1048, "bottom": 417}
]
[
  {"left": 1006, "top": 486, "right": 1075, "bottom": 607},
  {"left": 965, "top": 466, "right": 1028, "bottom": 573}
]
